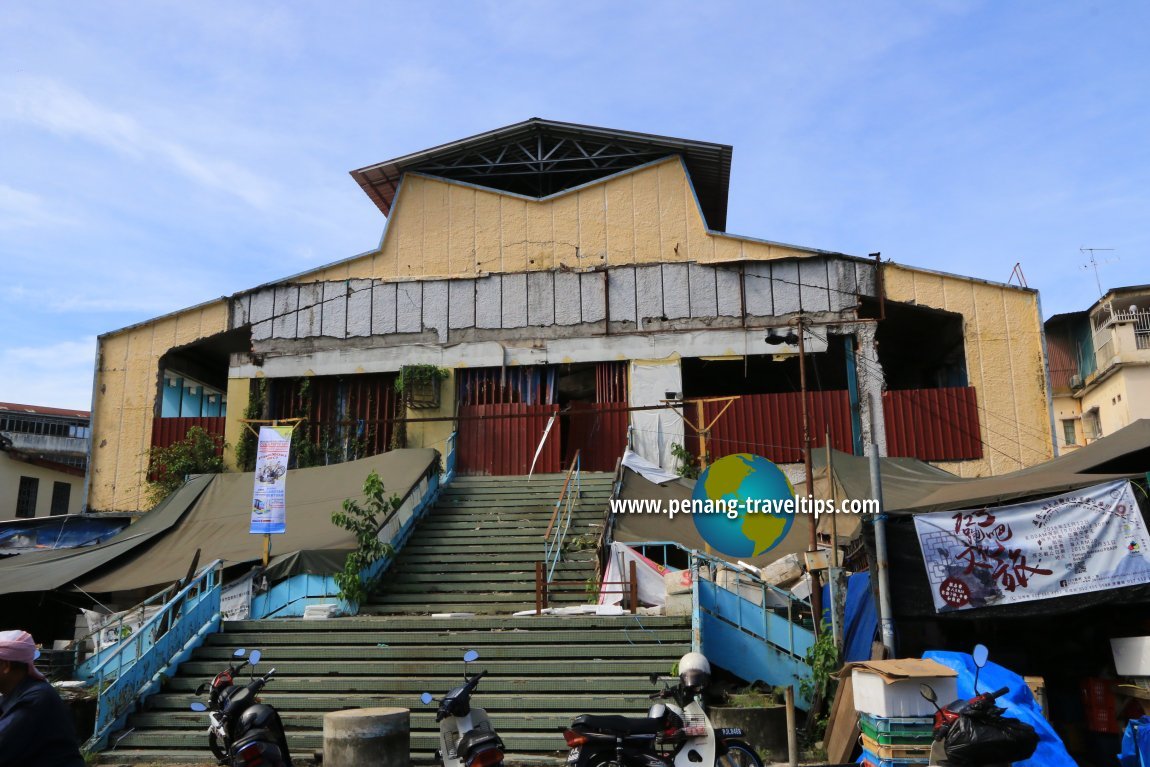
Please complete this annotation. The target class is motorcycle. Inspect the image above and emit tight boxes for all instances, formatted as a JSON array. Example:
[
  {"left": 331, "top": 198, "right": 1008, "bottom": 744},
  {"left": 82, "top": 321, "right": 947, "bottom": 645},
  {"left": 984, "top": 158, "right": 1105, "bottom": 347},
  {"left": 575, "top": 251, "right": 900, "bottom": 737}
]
[
  {"left": 421, "top": 649, "right": 506, "bottom": 767},
  {"left": 190, "top": 647, "right": 293, "bottom": 767},
  {"left": 918, "top": 644, "right": 1038, "bottom": 767},
  {"left": 562, "top": 652, "right": 763, "bottom": 767}
]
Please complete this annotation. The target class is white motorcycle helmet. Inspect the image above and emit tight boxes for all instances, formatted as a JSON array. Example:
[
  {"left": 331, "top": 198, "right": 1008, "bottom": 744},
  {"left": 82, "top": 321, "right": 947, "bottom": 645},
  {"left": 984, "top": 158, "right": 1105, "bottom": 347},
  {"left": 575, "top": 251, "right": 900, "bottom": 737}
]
[{"left": 678, "top": 652, "right": 711, "bottom": 691}]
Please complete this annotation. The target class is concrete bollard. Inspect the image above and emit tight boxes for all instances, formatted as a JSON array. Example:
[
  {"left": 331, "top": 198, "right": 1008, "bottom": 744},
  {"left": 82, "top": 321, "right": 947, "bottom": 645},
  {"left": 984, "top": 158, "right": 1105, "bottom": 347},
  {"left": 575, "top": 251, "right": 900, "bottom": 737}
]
[{"left": 323, "top": 707, "right": 410, "bottom": 767}]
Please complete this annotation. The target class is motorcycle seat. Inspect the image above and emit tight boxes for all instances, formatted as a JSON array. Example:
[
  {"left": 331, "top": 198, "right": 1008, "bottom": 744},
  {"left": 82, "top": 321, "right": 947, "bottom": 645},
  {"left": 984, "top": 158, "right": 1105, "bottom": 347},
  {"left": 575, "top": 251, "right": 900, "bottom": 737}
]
[{"left": 572, "top": 714, "right": 664, "bottom": 736}]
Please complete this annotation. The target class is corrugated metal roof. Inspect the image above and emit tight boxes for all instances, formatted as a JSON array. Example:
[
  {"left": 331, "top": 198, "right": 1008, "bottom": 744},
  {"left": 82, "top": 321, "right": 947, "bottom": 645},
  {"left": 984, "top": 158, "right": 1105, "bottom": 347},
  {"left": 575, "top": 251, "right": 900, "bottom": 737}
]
[
  {"left": 350, "top": 118, "right": 734, "bottom": 231},
  {"left": 0, "top": 402, "right": 89, "bottom": 419}
]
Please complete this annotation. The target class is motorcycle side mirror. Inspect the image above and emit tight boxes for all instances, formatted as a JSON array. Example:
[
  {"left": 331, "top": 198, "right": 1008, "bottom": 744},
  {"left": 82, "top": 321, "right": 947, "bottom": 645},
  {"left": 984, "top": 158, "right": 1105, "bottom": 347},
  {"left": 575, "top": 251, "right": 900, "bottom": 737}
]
[
  {"left": 919, "top": 684, "right": 940, "bottom": 708},
  {"left": 249, "top": 650, "right": 262, "bottom": 666},
  {"left": 971, "top": 643, "right": 989, "bottom": 693},
  {"left": 190, "top": 701, "right": 208, "bottom": 712},
  {"left": 649, "top": 672, "right": 660, "bottom": 685},
  {"left": 233, "top": 648, "right": 247, "bottom": 659},
  {"left": 195, "top": 683, "right": 208, "bottom": 695},
  {"left": 421, "top": 692, "right": 434, "bottom": 705},
  {"left": 463, "top": 650, "right": 479, "bottom": 663}
]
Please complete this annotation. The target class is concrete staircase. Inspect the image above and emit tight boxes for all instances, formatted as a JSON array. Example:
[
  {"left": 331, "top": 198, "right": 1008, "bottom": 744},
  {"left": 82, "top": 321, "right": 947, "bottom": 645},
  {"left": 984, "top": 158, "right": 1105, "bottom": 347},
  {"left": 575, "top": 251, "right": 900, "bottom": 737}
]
[
  {"left": 364, "top": 472, "right": 615, "bottom": 615},
  {"left": 102, "top": 472, "right": 692, "bottom": 763}
]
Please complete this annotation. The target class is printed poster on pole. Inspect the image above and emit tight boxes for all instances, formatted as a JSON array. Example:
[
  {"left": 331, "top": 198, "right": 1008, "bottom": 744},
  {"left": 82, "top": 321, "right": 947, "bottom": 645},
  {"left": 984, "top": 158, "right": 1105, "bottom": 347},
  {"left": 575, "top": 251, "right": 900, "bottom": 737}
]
[
  {"left": 914, "top": 480, "right": 1150, "bottom": 613},
  {"left": 250, "top": 425, "right": 293, "bottom": 534}
]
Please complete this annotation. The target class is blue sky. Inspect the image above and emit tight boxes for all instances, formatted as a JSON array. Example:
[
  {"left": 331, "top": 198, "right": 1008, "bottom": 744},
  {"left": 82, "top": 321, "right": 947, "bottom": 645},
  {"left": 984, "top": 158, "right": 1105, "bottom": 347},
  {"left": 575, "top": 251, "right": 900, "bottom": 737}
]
[{"left": 2, "top": 1, "right": 1148, "bottom": 410}]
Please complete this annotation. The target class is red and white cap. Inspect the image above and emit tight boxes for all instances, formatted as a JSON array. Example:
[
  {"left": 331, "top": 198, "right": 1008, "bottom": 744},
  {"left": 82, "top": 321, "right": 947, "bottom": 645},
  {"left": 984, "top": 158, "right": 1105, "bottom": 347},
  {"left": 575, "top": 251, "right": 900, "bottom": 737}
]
[{"left": 0, "top": 630, "right": 46, "bottom": 680}]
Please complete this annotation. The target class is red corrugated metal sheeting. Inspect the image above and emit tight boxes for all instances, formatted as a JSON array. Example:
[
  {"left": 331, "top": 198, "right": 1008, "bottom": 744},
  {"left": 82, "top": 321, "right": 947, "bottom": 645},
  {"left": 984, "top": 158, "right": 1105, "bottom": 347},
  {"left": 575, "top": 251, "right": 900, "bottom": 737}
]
[
  {"left": 883, "top": 387, "right": 983, "bottom": 461},
  {"left": 151, "top": 417, "right": 226, "bottom": 451},
  {"left": 565, "top": 403, "right": 629, "bottom": 472},
  {"left": 458, "top": 404, "right": 561, "bottom": 476},
  {"left": 690, "top": 391, "right": 854, "bottom": 464},
  {"left": 269, "top": 374, "right": 399, "bottom": 459}
]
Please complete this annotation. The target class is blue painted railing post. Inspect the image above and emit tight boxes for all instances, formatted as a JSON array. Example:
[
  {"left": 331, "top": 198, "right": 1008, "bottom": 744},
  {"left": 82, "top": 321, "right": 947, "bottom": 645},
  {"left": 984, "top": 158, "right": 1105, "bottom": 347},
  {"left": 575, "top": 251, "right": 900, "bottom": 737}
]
[{"left": 444, "top": 431, "right": 457, "bottom": 485}]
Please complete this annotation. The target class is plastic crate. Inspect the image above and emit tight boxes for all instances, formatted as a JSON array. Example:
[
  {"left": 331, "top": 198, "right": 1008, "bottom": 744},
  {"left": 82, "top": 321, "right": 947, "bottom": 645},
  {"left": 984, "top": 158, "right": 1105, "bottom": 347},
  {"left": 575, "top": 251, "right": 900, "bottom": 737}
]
[
  {"left": 861, "top": 747, "right": 930, "bottom": 767},
  {"left": 862, "top": 735, "right": 933, "bottom": 761},
  {"left": 858, "top": 713, "right": 935, "bottom": 745}
]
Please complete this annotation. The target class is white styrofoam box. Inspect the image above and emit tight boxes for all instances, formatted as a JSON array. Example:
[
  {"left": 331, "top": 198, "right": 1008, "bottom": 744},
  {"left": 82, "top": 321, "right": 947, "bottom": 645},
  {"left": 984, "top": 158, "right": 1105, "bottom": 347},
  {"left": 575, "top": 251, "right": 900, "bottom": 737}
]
[
  {"left": 1112, "top": 637, "right": 1150, "bottom": 676},
  {"left": 665, "top": 569, "right": 693, "bottom": 596},
  {"left": 666, "top": 591, "right": 692, "bottom": 616},
  {"left": 852, "top": 664, "right": 958, "bottom": 718},
  {"left": 760, "top": 553, "right": 803, "bottom": 586}
]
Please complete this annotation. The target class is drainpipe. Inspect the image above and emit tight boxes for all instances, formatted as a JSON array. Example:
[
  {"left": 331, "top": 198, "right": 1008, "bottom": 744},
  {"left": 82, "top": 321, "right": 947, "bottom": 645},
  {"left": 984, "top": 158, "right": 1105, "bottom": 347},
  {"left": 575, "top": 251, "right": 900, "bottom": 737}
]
[{"left": 869, "top": 393, "right": 896, "bottom": 656}]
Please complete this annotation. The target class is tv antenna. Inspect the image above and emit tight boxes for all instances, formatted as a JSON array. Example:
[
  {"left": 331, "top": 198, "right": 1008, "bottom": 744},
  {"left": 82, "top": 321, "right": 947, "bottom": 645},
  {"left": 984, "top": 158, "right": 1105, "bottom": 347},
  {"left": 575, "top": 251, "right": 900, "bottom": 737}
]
[{"left": 1080, "top": 248, "right": 1117, "bottom": 298}]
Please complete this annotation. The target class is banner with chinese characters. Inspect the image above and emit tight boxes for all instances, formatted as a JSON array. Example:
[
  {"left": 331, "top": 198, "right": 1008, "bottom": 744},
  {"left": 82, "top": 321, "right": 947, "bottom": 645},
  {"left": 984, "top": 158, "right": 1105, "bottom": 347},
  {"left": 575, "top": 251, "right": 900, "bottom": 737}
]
[
  {"left": 249, "top": 425, "right": 293, "bottom": 534},
  {"left": 914, "top": 480, "right": 1150, "bottom": 613}
]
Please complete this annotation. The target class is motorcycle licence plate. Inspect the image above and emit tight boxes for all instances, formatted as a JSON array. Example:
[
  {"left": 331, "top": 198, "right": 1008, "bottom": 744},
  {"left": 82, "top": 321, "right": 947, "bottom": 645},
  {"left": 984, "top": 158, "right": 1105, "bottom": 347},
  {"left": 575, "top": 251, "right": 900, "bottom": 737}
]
[
  {"left": 717, "top": 727, "right": 744, "bottom": 738},
  {"left": 567, "top": 747, "right": 580, "bottom": 764}
]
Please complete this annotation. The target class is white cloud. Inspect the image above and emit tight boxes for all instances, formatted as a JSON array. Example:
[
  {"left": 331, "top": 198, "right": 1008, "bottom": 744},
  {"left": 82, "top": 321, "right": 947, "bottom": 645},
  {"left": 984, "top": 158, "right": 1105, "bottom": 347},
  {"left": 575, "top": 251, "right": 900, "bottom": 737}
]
[
  {"left": 0, "top": 76, "right": 274, "bottom": 209},
  {"left": 0, "top": 184, "right": 72, "bottom": 230},
  {"left": 0, "top": 337, "right": 97, "bottom": 411}
]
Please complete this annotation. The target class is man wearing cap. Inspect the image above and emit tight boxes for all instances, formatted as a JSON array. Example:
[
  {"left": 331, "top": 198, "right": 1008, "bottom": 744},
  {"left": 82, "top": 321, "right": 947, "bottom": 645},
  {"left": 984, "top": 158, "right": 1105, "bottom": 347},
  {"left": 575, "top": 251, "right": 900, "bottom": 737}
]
[{"left": 0, "top": 630, "right": 85, "bottom": 767}]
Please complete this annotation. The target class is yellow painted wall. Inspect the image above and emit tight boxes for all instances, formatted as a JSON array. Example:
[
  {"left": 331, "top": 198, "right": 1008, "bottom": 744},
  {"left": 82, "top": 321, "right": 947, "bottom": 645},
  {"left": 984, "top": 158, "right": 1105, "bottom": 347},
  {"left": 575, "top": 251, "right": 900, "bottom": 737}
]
[
  {"left": 1052, "top": 394, "right": 1083, "bottom": 451},
  {"left": 303, "top": 158, "right": 817, "bottom": 283},
  {"left": 1081, "top": 365, "right": 1150, "bottom": 438},
  {"left": 223, "top": 376, "right": 254, "bottom": 470},
  {"left": 88, "top": 301, "right": 229, "bottom": 512},
  {"left": 883, "top": 265, "right": 1053, "bottom": 476},
  {"left": 403, "top": 372, "right": 456, "bottom": 461},
  {"left": 0, "top": 454, "right": 84, "bottom": 520}
]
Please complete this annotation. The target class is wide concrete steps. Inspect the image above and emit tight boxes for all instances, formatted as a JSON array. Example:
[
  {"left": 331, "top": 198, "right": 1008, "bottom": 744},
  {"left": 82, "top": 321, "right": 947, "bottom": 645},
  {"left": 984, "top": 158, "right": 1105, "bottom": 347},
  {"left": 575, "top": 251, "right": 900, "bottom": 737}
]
[
  {"left": 365, "top": 472, "right": 612, "bottom": 615},
  {"left": 109, "top": 614, "right": 690, "bottom": 761}
]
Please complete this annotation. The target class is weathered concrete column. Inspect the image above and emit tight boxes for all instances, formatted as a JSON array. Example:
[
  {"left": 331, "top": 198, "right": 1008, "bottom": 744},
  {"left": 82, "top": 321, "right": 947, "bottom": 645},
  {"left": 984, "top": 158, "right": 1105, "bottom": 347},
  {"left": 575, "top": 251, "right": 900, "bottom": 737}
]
[{"left": 323, "top": 707, "right": 409, "bottom": 767}]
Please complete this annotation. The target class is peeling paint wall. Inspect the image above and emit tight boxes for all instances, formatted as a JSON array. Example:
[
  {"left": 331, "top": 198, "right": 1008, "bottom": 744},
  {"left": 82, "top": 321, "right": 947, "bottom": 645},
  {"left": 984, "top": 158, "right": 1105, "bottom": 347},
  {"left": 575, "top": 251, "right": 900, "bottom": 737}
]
[
  {"left": 88, "top": 301, "right": 229, "bottom": 512},
  {"left": 233, "top": 258, "right": 876, "bottom": 348},
  {"left": 882, "top": 264, "right": 1052, "bottom": 476},
  {"left": 305, "top": 158, "right": 826, "bottom": 283}
]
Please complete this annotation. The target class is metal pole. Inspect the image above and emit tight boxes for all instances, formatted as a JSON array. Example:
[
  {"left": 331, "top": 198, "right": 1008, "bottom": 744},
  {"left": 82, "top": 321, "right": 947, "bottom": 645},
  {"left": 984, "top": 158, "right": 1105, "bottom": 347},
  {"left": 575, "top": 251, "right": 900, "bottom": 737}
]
[
  {"left": 869, "top": 393, "right": 896, "bottom": 656},
  {"left": 826, "top": 429, "right": 842, "bottom": 653},
  {"left": 798, "top": 318, "right": 823, "bottom": 635},
  {"left": 785, "top": 685, "right": 799, "bottom": 767}
]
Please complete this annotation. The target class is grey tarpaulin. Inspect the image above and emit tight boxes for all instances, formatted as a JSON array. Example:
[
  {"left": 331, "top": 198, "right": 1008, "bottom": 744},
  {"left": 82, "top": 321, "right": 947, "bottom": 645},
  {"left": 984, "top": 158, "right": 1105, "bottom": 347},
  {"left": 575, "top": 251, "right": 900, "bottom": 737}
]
[
  {"left": 77, "top": 449, "right": 438, "bottom": 594},
  {"left": 0, "top": 475, "right": 213, "bottom": 596}
]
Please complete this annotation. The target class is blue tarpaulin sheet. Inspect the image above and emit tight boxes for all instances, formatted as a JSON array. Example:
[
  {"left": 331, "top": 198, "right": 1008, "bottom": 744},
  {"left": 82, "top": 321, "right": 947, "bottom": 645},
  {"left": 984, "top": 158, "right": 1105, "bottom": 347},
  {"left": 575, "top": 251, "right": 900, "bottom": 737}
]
[
  {"left": 923, "top": 650, "right": 1074, "bottom": 767},
  {"left": 821, "top": 571, "right": 877, "bottom": 663},
  {"left": 1120, "top": 716, "right": 1150, "bottom": 766}
]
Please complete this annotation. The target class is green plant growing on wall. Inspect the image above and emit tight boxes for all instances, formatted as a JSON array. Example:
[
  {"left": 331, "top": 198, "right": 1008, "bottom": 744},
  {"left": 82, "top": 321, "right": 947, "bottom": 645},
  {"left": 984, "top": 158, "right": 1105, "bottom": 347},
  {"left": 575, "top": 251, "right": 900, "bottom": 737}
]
[
  {"left": 395, "top": 364, "right": 450, "bottom": 409},
  {"left": 235, "top": 378, "right": 267, "bottom": 472},
  {"left": 146, "top": 426, "right": 227, "bottom": 505},
  {"left": 670, "top": 442, "right": 701, "bottom": 479},
  {"left": 799, "top": 620, "right": 840, "bottom": 742},
  {"left": 393, "top": 364, "right": 450, "bottom": 394},
  {"left": 331, "top": 470, "right": 401, "bottom": 608}
]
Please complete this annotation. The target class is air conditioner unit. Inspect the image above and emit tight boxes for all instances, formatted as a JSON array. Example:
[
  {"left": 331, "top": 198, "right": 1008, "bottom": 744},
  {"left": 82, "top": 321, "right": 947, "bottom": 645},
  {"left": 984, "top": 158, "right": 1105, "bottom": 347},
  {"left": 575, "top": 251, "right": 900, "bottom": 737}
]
[{"left": 1070, "top": 374, "right": 1083, "bottom": 389}]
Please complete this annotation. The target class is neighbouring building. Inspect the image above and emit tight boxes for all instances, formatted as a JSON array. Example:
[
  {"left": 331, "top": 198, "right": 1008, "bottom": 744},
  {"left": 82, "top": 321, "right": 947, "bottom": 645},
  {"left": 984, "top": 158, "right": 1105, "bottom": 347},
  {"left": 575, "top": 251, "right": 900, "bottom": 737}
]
[
  {"left": 0, "top": 402, "right": 89, "bottom": 520},
  {"left": 86, "top": 119, "right": 1054, "bottom": 513},
  {"left": 1046, "top": 285, "right": 1150, "bottom": 452}
]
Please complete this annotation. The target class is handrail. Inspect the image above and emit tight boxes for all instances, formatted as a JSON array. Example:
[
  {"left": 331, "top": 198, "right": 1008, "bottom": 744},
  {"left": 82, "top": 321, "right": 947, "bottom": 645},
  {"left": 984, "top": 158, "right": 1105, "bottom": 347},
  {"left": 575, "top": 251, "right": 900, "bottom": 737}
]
[
  {"left": 543, "top": 450, "right": 581, "bottom": 584},
  {"left": 595, "top": 455, "right": 626, "bottom": 582},
  {"left": 85, "top": 559, "right": 224, "bottom": 751}
]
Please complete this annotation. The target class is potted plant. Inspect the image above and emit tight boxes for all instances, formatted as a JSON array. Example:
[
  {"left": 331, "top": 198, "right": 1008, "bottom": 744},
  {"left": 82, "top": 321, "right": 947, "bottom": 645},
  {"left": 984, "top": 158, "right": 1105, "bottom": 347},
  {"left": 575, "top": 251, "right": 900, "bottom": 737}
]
[
  {"left": 708, "top": 685, "right": 789, "bottom": 761},
  {"left": 395, "top": 364, "right": 450, "bottom": 409}
]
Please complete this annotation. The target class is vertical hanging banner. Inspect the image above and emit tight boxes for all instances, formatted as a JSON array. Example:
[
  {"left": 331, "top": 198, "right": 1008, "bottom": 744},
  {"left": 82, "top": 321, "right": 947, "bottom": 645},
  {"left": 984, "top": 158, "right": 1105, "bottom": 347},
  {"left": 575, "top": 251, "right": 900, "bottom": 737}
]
[
  {"left": 914, "top": 480, "right": 1150, "bottom": 613},
  {"left": 250, "top": 425, "right": 294, "bottom": 534}
]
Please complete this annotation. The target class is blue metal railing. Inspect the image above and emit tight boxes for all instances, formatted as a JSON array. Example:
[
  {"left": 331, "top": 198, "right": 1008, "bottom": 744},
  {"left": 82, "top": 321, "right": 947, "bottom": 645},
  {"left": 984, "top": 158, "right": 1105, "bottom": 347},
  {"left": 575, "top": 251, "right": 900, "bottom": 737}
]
[
  {"left": 444, "top": 430, "right": 457, "bottom": 485},
  {"left": 83, "top": 559, "right": 223, "bottom": 751},
  {"left": 629, "top": 540, "right": 816, "bottom": 707},
  {"left": 543, "top": 451, "right": 582, "bottom": 584}
]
